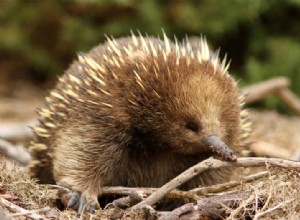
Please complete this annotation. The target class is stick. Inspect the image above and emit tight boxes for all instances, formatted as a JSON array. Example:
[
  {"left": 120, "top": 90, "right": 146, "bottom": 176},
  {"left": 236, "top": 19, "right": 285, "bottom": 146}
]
[
  {"left": 159, "top": 191, "right": 255, "bottom": 220},
  {"left": 132, "top": 157, "right": 300, "bottom": 209},
  {"left": 54, "top": 171, "right": 267, "bottom": 206},
  {"left": 277, "top": 88, "right": 300, "bottom": 115},
  {"left": 242, "top": 77, "right": 290, "bottom": 104},
  {"left": 189, "top": 171, "right": 268, "bottom": 196},
  {"left": 241, "top": 76, "right": 300, "bottom": 115},
  {"left": 291, "top": 149, "right": 300, "bottom": 161},
  {"left": 250, "top": 141, "right": 291, "bottom": 159},
  {"left": 0, "top": 138, "right": 31, "bottom": 166},
  {"left": 227, "top": 194, "right": 256, "bottom": 218},
  {"left": 9, "top": 207, "right": 51, "bottom": 217},
  {"left": 101, "top": 187, "right": 196, "bottom": 200},
  {"left": 0, "top": 210, "right": 9, "bottom": 220},
  {"left": 111, "top": 192, "right": 144, "bottom": 209},
  {"left": 0, "top": 197, "right": 49, "bottom": 220},
  {"left": 0, "top": 120, "right": 35, "bottom": 140},
  {"left": 253, "top": 199, "right": 294, "bottom": 220}
]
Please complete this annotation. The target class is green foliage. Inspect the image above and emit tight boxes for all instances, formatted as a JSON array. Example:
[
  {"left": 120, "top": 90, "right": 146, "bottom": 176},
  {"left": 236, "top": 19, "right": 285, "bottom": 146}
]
[{"left": 0, "top": 0, "right": 299, "bottom": 111}]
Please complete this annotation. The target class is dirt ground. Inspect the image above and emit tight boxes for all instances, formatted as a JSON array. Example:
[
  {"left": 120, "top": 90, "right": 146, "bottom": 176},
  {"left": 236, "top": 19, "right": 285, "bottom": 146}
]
[{"left": 0, "top": 83, "right": 299, "bottom": 219}]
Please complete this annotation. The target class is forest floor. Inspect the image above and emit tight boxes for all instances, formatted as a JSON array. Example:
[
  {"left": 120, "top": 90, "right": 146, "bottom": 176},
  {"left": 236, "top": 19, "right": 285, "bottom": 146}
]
[{"left": 0, "top": 82, "right": 299, "bottom": 219}]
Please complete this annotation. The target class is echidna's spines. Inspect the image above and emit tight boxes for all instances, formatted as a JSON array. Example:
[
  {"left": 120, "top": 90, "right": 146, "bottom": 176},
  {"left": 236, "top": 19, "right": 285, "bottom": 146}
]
[
  {"left": 105, "top": 35, "right": 122, "bottom": 57},
  {"left": 141, "top": 36, "right": 150, "bottom": 53},
  {"left": 50, "top": 91, "right": 64, "bottom": 100},
  {"left": 131, "top": 30, "right": 138, "bottom": 46},
  {"left": 224, "top": 60, "right": 231, "bottom": 74},
  {"left": 184, "top": 36, "right": 193, "bottom": 65},
  {"left": 162, "top": 30, "right": 171, "bottom": 55},
  {"left": 173, "top": 36, "right": 180, "bottom": 66},
  {"left": 140, "top": 62, "right": 148, "bottom": 72},
  {"left": 212, "top": 48, "right": 221, "bottom": 74},
  {"left": 29, "top": 31, "right": 251, "bottom": 189},
  {"left": 69, "top": 74, "right": 81, "bottom": 85},
  {"left": 149, "top": 39, "right": 158, "bottom": 58}
]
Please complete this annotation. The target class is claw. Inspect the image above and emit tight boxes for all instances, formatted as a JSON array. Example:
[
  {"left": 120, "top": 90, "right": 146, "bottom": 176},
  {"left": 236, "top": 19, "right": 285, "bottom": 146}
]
[
  {"left": 67, "top": 191, "right": 80, "bottom": 208},
  {"left": 57, "top": 183, "right": 100, "bottom": 214},
  {"left": 89, "top": 205, "right": 96, "bottom": 214},
  {"left": 78, "top": 197, "right": 87, "bottom": 215},
  {"left": 56, "top": 181, "right": 72, "bottom": 190}
]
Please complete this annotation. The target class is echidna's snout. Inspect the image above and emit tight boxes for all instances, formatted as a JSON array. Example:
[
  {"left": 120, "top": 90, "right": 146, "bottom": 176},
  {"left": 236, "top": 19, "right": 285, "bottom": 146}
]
[{"left": 204, "top": 134, "right": 237, "bottom": 161}]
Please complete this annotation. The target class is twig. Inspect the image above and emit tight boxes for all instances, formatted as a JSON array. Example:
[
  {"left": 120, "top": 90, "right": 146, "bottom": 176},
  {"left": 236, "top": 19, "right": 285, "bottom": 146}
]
[
  {"left": 0, "top": 138, "right": 31, "bottom": 166},
  {"left": 260, "top": 181, "right": 273, "bottom": 212},
  {"left": 54, "top": 171, "right": 267, "bottom": 206},
  {"left": 291, "top": 149, "right": 300, "bottom": 161},
  {"left": 241, "top": 76, "right": 300, "bottom": 115},
  {"left": 242, "top": 76, "right": 290, "bottom": 104},
  {"left": 0, "top": 210, "right": 9, "bottom": 220},
  {"left": 189, "top": 171, "right": 268, "bottom": 196},
  {"left": 253, "top": 199, "right": 294, "bottom": 220},
  {"left": 250, "top": 141, "right": 291, "bottom": 159},
  {"left": 102, "top": 187, "right": 158, "bottom": 197},
  {"left": 102, "top": 187, "right": 196, "bottom": 200},
  {"left": 132, "top": 157, "right": 300, "bottom": 209},
  {"left": 111, "top": 192, "right": 144, "bottom": 209},
  {"left": 0, "top": 197, "right": 49, "bottom": 220},
  {"left": 0, "top": 120, "right": 35, "bottom": 141},
  {"left": 102, "top": 170, "right": 266, "bottom": 200},
  {"left": 227, "top": 194, "right": 256, "bottom": 219},
  {"left": 53, "top": 185, "right": 197, "bottom": 200},
  {"left": 231, "top": 157, "right": 300, "bottom": 168},
  {"left": 103, "top": 172, "right": 267, "bottom": 200},
  {"left": 9, "top": 206, "right": 51, "bottom": 217},
  {"left": 277, "top": 88, "right": 300, "bottom": 115},
  {"left": 159, "top": 191, "right": 255, "bottom": 220}
]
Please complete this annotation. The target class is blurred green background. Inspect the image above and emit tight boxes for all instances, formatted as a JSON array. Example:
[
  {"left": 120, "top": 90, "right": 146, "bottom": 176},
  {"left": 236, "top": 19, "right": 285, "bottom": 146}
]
[{"left": 0, "top": 0, "right": 300, "bottom": 113}]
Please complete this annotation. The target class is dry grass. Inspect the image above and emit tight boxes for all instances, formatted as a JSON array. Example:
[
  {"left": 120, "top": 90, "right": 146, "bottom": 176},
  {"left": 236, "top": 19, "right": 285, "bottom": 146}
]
[
  {"left": 0, "top": 162, "right": 57, "bottom": 218},
  {"left": 227, "top": 168, "right": 300, "bottom": 219},
  {"left": 0, "top": 110, "right": 299, "bottom": 219},
  {"left": 0, "top": 163, "right": 299, "bottom": 219}
]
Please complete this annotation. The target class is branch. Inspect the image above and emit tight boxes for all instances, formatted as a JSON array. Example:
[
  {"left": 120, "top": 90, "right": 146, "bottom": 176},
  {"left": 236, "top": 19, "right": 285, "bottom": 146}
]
[
  {"left": 227, "top": 193, "right": 256, "bottom": 218},
  {"left": 132, "top": 157, "right": 300, "bottom": 209},
  {"left": 159, "top": 191, "right": 260, "bottom": 220},
  {"left": 242, "top": 77, "right": 290, "bottom": 104},
  {"left": 104, "top": 171, "right": 267, "bottom": 199},
  {"left": 0, "top": 197, "right": 49, "bottom": 220},
  {"left": 250, "top": 141, "right": 291, "bottom": 159},
  {"left": 0, "top": 120, "right": 35, "bottom": 141},
  {"left": 54, "top": 170, "right": 267, "bottom": 209},
  {"left": 189, "top": 171, "right": 268, "bottom": 196},
  {"left": 111, "top": 192, "right": 144, "bottom": 209},
  {"left": 253, "top": 199, "right": 294, "bottom": 220},
  {"left": 9, "top": 207, "right": 51, "bottom": 218},
  {"left": 0, "top": 138, "right": 31, "bottom": 166},
  {"left": 241, "top": 76, "right": 300, "bottom": 115},
  {"left": 277, "top": 88, "right": 300, "bottom": 115},
  {"left": 101, "top": 187, "right": 196, "bottom": 200},
  {"left": 0, "top": 210, "right": 9, "bottom": 220}
]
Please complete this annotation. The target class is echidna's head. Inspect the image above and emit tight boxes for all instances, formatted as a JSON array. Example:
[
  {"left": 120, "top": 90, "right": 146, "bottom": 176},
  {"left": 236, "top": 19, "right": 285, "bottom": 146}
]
[
  {"left": 159, "top": 62, "right": 241, "bottom": 155},
  {"left": 127, "top": 37, "right": 242, "bottom": 156}
]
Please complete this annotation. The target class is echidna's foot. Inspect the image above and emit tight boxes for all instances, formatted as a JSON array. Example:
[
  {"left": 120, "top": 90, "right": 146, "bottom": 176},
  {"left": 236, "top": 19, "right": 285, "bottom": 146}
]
[
  {"left": 57, "top": 181, "right": 72, "bottom": 189},
  {"left": 67, "top": 191, "right": 80, "bottom": 208},
  {"left": 205, "top": 134, "right": 237, "bottom": 161},
  {"left": 67, "top": 190, "right": 99, "bottom": 214},
  {"left": 56, "top": 181, "right": 99, "bottom": 214}
]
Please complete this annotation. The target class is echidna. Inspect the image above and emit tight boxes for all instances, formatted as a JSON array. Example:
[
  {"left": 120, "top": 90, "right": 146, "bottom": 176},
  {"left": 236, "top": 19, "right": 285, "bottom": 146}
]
[{"left": 29, "top": 32, "right": 251, "bottom": 213}]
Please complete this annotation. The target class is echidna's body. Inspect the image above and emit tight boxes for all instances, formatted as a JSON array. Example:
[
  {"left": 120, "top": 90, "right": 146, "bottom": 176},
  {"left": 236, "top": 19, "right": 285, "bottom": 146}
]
[{"left": 29, "top": 33, "right": 250, "bottom": 211}]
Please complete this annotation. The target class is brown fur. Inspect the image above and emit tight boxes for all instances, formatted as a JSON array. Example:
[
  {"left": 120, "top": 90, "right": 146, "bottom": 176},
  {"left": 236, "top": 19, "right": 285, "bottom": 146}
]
[{"left": 29, "top": 34, "right": 250, "bottom": 206}]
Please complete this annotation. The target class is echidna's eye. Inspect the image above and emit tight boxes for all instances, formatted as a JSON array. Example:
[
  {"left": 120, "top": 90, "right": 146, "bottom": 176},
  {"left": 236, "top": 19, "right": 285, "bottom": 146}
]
[{"left": 185, "top": 121, "right": 199, "bottom": 133}]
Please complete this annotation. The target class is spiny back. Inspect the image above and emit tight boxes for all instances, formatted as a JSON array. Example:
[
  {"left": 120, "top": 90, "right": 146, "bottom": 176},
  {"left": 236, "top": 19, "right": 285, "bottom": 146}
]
[{"left": 29, "top": 32, "right": 251, "bottom": 183}]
